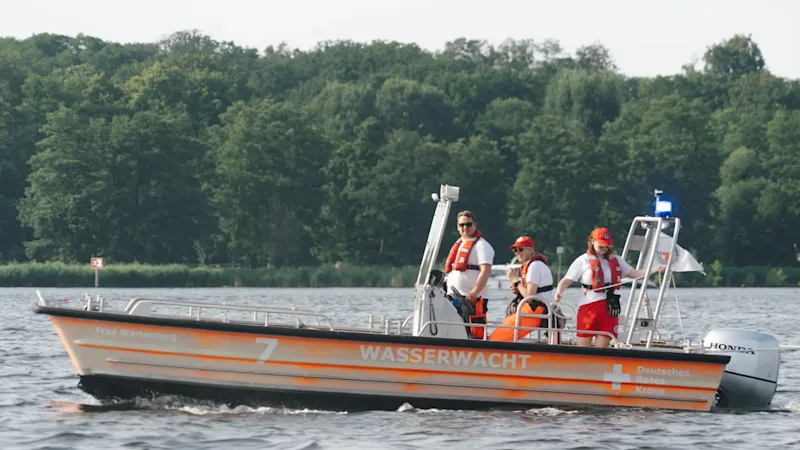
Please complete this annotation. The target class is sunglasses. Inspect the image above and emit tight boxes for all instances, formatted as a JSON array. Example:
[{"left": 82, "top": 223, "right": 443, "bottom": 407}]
[
  {"left": 458, "top": 222, "right": 473, "bottom": 228},
  {"left": 512, "top": 247, "right": 525, "bottom": 253}
]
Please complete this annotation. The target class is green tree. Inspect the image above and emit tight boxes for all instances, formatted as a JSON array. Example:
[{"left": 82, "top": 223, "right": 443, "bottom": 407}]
[
  {"left": 714, "top": 148, "right": 766, "bottom": 263},
  {"left": 106, "top": 109, "right": 210, "bottom": 263},
  {"left": 375, "top": 77, "right": 457, "bottom": 141},
  {"left": 351, "top": 130, "right": 448, "bottom": 264},
  {"left": 703, "top": 34, "right": 765, "bottom": 80},
  {"left": 623, "top": 95, "right": 720, "bottom": 258},
  {"left": 310, "top": 81, "right": 376, "bottom": 144},
  {"left": 543, "top": 69, "right": 621, "bottom": 138},
  {"left": 18, "top": 107, "right": 113, "bottom": 261},
  {"left": 762, "top": 110, "right": 800, "bottom": 263},
  {"left": 429, "top": 69, "right": 539, "bottom": 136},
  {"left": 315, "top": 123, "right": 448, "bottom": 265},
  {"left": 0, "top": 48, "right": 35, "bottom": 260},
  {"left": 510, "top": 115, "right": 603, "bottom": 257},
  {"left": 0, "top": 31, "right": 797, "bottom": 270},
  {"left": 442, "top": 137, "right": 509, "bottom": 250},
  {"left": 315, "top": 118, "right": 385, "bottom": 264},
  {"left": 123, "top": 61, "right": 233, "bottom": 128},
  {"left": 209, "top": 99, "right": 331, "bottom": 267}
]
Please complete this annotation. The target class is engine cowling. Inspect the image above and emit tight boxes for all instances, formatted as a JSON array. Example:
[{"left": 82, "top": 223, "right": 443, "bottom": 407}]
[{"left": 703, "top": 329, "right": 779, "bottom": 409}]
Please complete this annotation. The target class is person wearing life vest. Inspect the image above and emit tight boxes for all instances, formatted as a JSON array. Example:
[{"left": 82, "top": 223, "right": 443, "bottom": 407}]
[
  {"left": 444, "top": 210, "right": 495, "bottom": 339},
  {"left": 489, "top": 236, "right": 558, "bottom": 343},
  {"left": 553, "top": 227, "right": 665, "bottom": 348},
  {"left": 506, "top": 236, "right": 554, "bottom": 306}
]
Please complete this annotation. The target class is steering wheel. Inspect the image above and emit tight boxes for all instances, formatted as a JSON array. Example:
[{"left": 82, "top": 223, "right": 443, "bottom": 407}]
[{"left": 449, "top": 287, "right": 475, "bottom": 314}]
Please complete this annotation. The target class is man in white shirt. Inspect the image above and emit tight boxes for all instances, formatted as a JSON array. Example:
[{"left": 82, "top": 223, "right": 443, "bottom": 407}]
[{"left": 444, "top": 210, "right": 494, "bottom": 338}]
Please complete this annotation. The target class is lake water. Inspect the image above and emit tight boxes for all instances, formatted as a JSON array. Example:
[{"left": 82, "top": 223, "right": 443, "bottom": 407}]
[{"left": 2, "top": 286, "right": 799, "bottom": 449}]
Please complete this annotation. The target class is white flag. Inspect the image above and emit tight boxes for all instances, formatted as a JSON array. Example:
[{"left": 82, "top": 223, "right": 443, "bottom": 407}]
[{"left": 627, "top": 232, "right": 705, "bottom": 275}]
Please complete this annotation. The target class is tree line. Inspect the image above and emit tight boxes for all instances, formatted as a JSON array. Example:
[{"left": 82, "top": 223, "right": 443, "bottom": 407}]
[{"left": 0, "top": 31, "right": 798, "bottom": 269}]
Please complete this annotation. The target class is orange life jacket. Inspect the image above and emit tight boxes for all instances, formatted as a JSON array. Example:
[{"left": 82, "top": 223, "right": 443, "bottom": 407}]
[
  {"left": 519, "top": 254, "right": 553, "bottom": 293},
  {"left": 488, "top": 301, "right": 547, "bottom": 342},
  {"left": 468, "top": 297, "right": 487, "bottom": 340},
  {"left": 444, "top": 230, "right": 483, "bottom": 273},
  {"left": 491, "top": 254, "right": 553, "bottom": 342},
  {"left": 587, "top": 254, "right": 622, "bottom": 292}
]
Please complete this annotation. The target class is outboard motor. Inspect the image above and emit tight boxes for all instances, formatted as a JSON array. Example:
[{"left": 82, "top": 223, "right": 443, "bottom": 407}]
[{"left": 703, "top": 329, "right": 780, "bottom": 408}]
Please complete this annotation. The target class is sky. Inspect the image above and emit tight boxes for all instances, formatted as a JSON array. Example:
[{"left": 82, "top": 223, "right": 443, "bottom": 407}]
[{"left": 1, "top": 0, "right": 797, "bottom": 79}]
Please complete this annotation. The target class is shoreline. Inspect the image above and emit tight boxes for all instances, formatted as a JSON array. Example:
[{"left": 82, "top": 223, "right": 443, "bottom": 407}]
[{"left": 0, "top": 262, "right": 797, "bottom": 288}]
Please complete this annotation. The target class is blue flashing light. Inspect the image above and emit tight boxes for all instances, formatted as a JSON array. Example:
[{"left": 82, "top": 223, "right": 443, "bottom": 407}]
[{"left": 655, "top": 200, "right": 672, "bottom": 217}]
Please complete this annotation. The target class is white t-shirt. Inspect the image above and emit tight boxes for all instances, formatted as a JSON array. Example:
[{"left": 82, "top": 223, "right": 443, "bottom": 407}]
[
  {"left": 523, "top": 260, "right": 554, "bottom": 302},
  {"left": 446, "top": 237, "right": 495, "bottom": 299},
  {"left": 563, "top": 253, "right": 633, "bottom": 307}
]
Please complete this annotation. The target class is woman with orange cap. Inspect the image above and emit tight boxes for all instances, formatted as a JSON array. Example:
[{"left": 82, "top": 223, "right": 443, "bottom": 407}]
[
  {"left": 506, "top": 236, "right": 554, "bottom": 309},
  {"left": 488, "top": 236, "right": 556, "bottom": 342},
  {"left": 553, "top": 227, "right": 665, "bottom": 348}
]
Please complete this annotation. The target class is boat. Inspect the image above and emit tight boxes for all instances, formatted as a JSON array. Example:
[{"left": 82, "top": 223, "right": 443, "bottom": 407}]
[
  {"left": 33, "top": 185, "right": 782, "bottom": 412},
  {"left": 488, "top": 257, "right": 521, "bottom": 289}
]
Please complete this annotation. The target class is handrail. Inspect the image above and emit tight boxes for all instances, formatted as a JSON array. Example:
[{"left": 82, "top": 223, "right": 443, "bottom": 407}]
[
  {"left": 645, "top": 218, "right": 680, "bottom": 347},
  {"left": 416, "top": 320, "right": 540, "bottom": 336},
  {"left": 512, "top": 295, "right": 557, "bottom": 343},
  {"left": 121, "top": 297, "right": 336, "bottom": 331},
  {"left": 416, "top": 320, "right": 616, "bottom": 343},
  {"left": 624, "top": 217, "right": 663, "bottom": 345},
  {"left": 619, "top": 216, "right": 680, "bottom": 348},
  {"left": 37, "top": 293, "right": 623, "bottom": 344}
]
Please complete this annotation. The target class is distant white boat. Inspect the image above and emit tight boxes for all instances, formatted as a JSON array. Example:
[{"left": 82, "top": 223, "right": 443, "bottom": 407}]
[{"left": 488, "top": 257, "right": 521, "bottom": 289}]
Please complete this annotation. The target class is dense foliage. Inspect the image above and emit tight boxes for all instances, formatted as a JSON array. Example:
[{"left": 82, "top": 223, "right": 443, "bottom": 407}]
[{"left": 1, "top": 32, "right": 798, "bottom": 269}]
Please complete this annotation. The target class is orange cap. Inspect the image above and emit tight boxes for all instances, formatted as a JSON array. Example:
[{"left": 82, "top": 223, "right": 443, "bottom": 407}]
[
  {"left": 510, "top": 236, "right": 535, "bottom": 250},
  {"left": 590, "top": 228, "right": 614, "bottom": 247}
]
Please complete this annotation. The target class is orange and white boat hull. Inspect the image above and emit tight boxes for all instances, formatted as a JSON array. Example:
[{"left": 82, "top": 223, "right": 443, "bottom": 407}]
[{"left": 39, "top": 307, "right": 730, "bottom": 412}]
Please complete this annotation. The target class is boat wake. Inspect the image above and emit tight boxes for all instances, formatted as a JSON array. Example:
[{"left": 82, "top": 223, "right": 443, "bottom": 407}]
[
  {"left": 47, "top": 396, "right": 347, "bottom": 416},
  {"left": 522, "top": 406, "right": 581, "bottom": 416},
  {"left": 396, "top": 401, "right": 581, "bottom": 417},
  {"left": 396, "top": 402, "right": 449, "bottom": 414},
  {"left": 173, "top": 404, "right": 347, "bottom": 416}
]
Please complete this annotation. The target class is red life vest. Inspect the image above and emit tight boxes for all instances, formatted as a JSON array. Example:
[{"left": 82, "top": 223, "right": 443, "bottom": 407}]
[
  {"left": 444, "top": 230, "right": 483, "bottom": 273},
  {"left": 468, "top": 298, "right": 487, "bottom": 340},
  {"left": 520, "top": 253, "right": 549, "bottom": 288},
  {"left": 587, "top": 254, "right": 622, "bottom": 292}
]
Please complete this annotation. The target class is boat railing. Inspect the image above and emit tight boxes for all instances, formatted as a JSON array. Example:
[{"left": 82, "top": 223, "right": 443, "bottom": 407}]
[
  {"left": 512, "top": 295, "right": 569, "bottom": 344},
  {"left": 413, "top": 294, "right": 625, "bottom": 344},
  {"left": 364, "top": 314, "right": 414, "bottom": 335},
  {"left": 107, "top": 294, "right": 617, "bottom": 344},
  {"left": 120, "top": 297, "right": 337, "bottom": 331},
  {"left": 415, "top": 319, "right": 616, "bottom": 344},
  {"left": 37, "top": 291, "right": 666, "bottom": 345}
]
